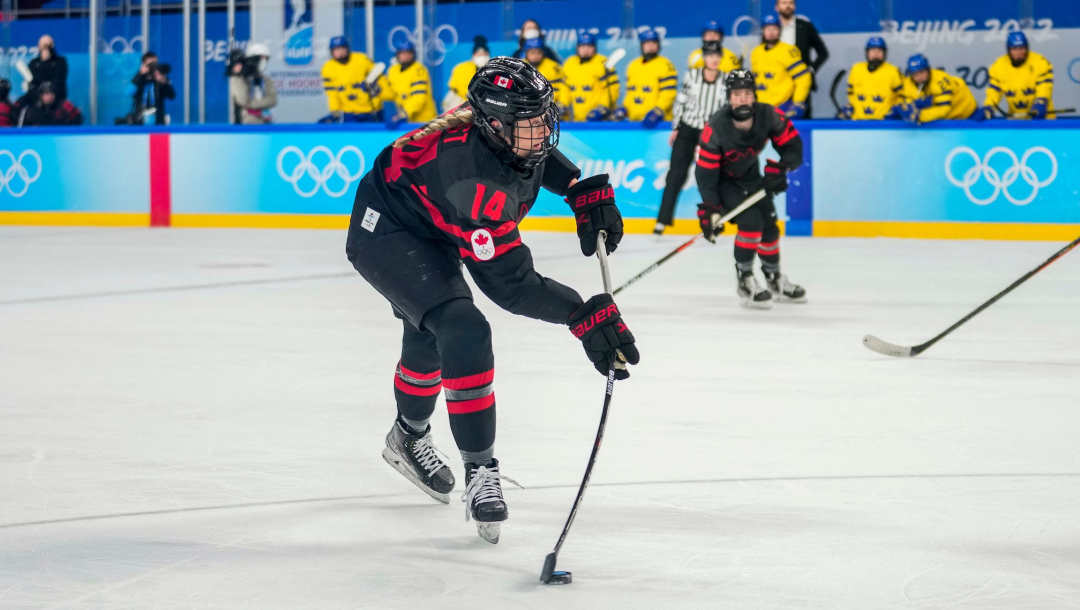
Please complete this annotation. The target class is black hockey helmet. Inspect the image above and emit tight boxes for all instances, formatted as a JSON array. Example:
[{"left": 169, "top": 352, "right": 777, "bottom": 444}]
[
  {"left": 701, "top": 40, "right": 723, "bottom": 57},
  {"left": 725, "top": 69, "right": 757, "bottom": 119},
  {"left": 467, "top": 56, "right": 560, "bottom": 169},
  {"left": 0, "top": 78, "right": 11, "bottom": 101}
]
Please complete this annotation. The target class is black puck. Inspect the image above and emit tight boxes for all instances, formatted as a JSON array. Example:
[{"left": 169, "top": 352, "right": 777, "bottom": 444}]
[{"left": 543, "top": 570, "right": 572, "bottom": 585}]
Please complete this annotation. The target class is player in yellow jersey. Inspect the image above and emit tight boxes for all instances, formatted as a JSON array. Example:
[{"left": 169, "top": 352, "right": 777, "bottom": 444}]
[
  {"left": 971, "top": 32, "right": 1054, "bottom": 121},
  {"left": 523, "top": 38, "right": 569, "bottom": 115},
  {"left": 386, "top": 40, "right": 437, "bottom": 124},
  {"left": 613, "top": 28, "right": 678, "bottom": 127},
  {"left": 687, "top": 21, "right": 742, "bottom": 72},
  {"left": 444, "top": 36, "right": 490, "bottom": 112},
  {"left": 320, "top": 36, "right": 390, "bottom": 123},
  {"left": 842, "top": 36, "right": 903, "bottom": 120},
  {"left": 562, "top": 32, "right": 620, "bottom": 122},
  {"left": 750, "top": 13, "right": 811, "bottom": 118},
  {"left": 893, "top": 54, "right": 976, "bottom": 124}
]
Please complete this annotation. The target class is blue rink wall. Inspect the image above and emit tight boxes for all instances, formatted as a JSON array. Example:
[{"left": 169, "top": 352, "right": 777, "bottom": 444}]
[{"left": 1, "top": 121, "right": 1078, "bottom": 240}]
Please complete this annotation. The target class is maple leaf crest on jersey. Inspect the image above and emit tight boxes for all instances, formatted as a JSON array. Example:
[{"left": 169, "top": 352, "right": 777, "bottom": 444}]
[{"left": 471, "top": 229, "right": 495, "bottom": 261}]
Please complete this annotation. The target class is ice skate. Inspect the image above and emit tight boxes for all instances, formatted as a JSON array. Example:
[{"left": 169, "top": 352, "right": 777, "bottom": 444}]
[
  {"left": 765, "top": 271, "right": 807, "bottom": 303},
  {"left": 653, "top": 222, "right": 666, "bottom": 236},
  {"left": 382, "top": 418, "right": 455, "bottom": 503},
  {"left": 462, "top": 458, "right": 508, "bottom": 544},
  {"left": 737, "top": 271, "right": 773, "bottom": 309}
]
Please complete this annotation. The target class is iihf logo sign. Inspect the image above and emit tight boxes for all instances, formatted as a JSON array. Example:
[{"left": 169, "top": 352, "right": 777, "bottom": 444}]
[
  {"left": 283, "top": 0, "right": 314, "bottom": 66},
  {"left": 471, "top": 229, "right": 495, "bottom": 260},
  {"left": 276, "top": 146, "right": 365, "bottom": 198},
  {"left": 0, "top": 149, "right": 43, "bottom": 198},
  {"left": 945, "top": 146, "right": 1057, "bottom": 206},
  {"left": 493, "top": 75, "right": 513, "bottom": 89}
]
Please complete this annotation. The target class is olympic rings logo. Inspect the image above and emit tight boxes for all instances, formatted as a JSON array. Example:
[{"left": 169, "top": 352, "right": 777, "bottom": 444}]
[
  {"left": 276, "top": 146, "right": 365, "bottom": 198},
  {"left": 0, "top": 149, "right": 43, "bottom": 198},
  {"left": 944, "top": 146, "right": 1057, "bottom": 206},
  {"left": 388, "top": 25, "right": 458, "bottom": 66},
  {"left": 99, "top": 35, "right": 145, "bottom": 55}
]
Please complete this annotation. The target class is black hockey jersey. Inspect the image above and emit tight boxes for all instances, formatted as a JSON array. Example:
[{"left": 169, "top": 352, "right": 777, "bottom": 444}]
[
  {"left": 694, "top": 103, "right": 803, "bottom": 208},
  {"left": 346, "top": 122, "right": 584, "bottom": 324}
]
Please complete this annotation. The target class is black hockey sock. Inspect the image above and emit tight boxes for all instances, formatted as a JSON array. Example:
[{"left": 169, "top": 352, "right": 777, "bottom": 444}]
[
  {"left": 758, "top": 225, "right": 780, "bottom": 274},
  {"left": 734, "top": 230, "right": 761, "bottom": 273},
  {"left": 394, "top": 322, "right": 442, "bottom": 429},
  {"left": 423, "top": 298, "right": 497, "bottom": 461}
]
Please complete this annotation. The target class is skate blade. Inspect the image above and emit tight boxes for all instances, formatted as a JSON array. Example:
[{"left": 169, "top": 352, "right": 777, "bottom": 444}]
[
  {"left": 476, "top": 521, "right": 500, "bottom": 544},
  {"left": 774, "top": 294, "right": 808, "bottom": 304},
  {"left": 739, "top": 297, "right": 773, "bottom": 310},
  {"left": 381, "top": 447, "right": 451, "bottom": 504}
]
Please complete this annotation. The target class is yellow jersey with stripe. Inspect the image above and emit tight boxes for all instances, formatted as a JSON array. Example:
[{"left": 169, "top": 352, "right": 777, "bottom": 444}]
[
  {"left": 387, "top": 61, "right": 438, "bottom": 122},
  {"left": 321, "top": 52, "right": 383, "bottom": 114},
  {"left": 749, "top": 42, "right": 811, "bottom": 107},
  {"left": 562, "top": 54, "right": 620, "bottom": 122},
  {"left": 623, "top": 54, "right": 678, "bottom": 121},
  {"left": 687, "top": 47, "right": 742, "bottom": 72},
  {"left": 982, "top": 52, "right": 1055, "bottom": 118},
  {"left": 846, "top": 61, "right": 904, "bottom": 120},
  {"left": 902, "top": 68, "right": 977, "bottom": 122}
]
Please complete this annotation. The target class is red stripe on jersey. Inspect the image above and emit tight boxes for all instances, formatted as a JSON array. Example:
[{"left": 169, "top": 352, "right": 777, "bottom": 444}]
[
  {"left": 443, "top": 369, "right": 494, "bottom": 390},
  {"left": 385, "top": 131, "right": 440, "bottom": 183},
  {"left": 394, "top": 376, "right": 443, "bottom": 396},
  {"left": 696, "top": 159, "right": 721, "bottom": 169},
  {"left": 398, "top": 362, "right": 441, "bottom": 380},
  {"left": 410, "top": 184, "right": 519, "bottom": 241},
  {"left": 698, "top": 148, "right": 722, "bottom": 160},
  {"left": 773, "top": 121, "right": 799, "bottom": 146},
  {"left": 459, "top": 237, "right": 523, "bottom": 262},
  {"left": 446, "top": 393, "right": 496, "bottom": 414}
]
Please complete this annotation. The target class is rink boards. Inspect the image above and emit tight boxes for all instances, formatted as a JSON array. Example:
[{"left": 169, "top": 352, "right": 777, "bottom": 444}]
[{"left": 0, "top": 121, "right": 1077, "bottom": 240}]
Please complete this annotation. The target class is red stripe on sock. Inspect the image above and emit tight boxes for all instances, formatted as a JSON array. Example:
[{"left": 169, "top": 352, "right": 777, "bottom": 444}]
[
  {"left": 398, "top": 362, "right": 441, "bottom": 381},
  {"left": 394, "top": 376, "right": 442, "bottom": 396},
  {"left": 443, "top": 370, "right": 494, "bottom": 390},
  {"left": 735, "top": 240, "right": 760, "bottom": 250},
  {"left": 446, "top": 393, "right": 496, "bottom": 414},
  {"left": 737, "top": 231, "right": 763, "bottom": 239}
]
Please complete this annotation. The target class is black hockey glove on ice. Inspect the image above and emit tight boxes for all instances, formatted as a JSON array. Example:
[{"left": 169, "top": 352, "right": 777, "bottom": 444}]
[
  {"left": 697, "top": 202, "right": 726, "bottom": 243},
  {"left": 565, "top": 173, "right": 623, "bottom": 257},
  {"left": 763, "top": 159, "right": 788, "bottom": 194},
  {"left": 568, "top": 294, "right": 640, "bottom": 380}
]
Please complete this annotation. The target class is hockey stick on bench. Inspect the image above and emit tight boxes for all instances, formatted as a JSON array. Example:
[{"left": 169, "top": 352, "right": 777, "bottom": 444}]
[
  {"left": 540, "top": 231, "right": 624, "bottom": 586},
  {"left": 612, "top": 189, "right": 767, "bottom": 295},
  {"left": 864, "top": 233, "right": 1080, "bottom": 358}
]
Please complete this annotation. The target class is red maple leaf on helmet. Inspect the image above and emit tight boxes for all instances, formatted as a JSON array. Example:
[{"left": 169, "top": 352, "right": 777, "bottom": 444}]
[{"left": 474, "top": 233, "right": 490, "bottom": 246}]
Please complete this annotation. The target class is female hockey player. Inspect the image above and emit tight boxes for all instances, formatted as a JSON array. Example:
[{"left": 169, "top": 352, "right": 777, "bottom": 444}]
[
  {"left": 695, "top": 69, "right": 807, "bottom": 309},
  {"left": 345, "top": 57, "right": 639, "bottom": 543}
]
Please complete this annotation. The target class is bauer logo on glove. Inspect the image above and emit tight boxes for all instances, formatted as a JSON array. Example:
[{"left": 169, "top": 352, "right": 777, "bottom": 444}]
[{"left": 564, "top": 174, "right": 624, "bottom": 257}]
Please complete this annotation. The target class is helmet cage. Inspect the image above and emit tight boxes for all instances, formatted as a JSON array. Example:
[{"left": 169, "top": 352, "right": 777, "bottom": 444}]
[{"left": 467, "top": 57, "right": 561, "bottom": 169}]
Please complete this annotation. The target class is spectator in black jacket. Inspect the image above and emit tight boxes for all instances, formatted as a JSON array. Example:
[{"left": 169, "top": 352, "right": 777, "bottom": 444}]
[
  {"left": 28, "top": 35, "right": 69, "bottom": 102},
  {"left": 511, "top": 19, "right": 562, "bottom": 63},
  {"left": 776, "top": 0, "right": 828, "bottom": 117},
  {"left": 128, "top": 52, "right": 175, "bottom": 125},
  {"left": 22, "top": 81, "right": 83, "bottom": 126}
]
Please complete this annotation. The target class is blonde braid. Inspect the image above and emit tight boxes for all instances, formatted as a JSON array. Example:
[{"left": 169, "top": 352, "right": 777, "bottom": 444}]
[{"left": 392, "top": 106, "right": 475, "bottom": 148}]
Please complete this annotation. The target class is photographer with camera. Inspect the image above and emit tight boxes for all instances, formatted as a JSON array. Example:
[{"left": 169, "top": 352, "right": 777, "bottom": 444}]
[
  {"left": 228, "top": 44, "right": 278, "bottom": 125},
  {"left": 123, "top": 52, "right": 175, "bottom": 125}
]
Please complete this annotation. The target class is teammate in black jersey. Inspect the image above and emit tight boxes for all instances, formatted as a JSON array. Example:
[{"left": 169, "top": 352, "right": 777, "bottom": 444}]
[
  {"left": 695, "top": 69, "right": 808, "bottom": 309},
  {"left": 345, "top": 57, "right": 639, "bottom": 543}
]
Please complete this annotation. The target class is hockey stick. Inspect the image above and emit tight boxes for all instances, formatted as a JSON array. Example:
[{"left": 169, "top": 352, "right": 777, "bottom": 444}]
[
  {"left": 864, "top": 233, "right": 1080, "bottom": 358},
  {"left": 540, "top": 231, "right": 621, "bottom": 586},
  {"left": 829, "top": 69, "right": 847, "bottom": 118},
  {"left": 612, "top": 189, "right": 767, "bottom": 295}
]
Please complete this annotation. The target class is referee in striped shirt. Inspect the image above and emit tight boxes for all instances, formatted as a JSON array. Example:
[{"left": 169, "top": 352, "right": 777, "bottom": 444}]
[{"left": 655, "top": 40, "right": 728, "bottom": 235}]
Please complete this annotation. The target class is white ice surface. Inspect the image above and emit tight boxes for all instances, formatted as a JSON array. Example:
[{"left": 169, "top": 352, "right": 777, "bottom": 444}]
[{"left": 1, "top": 227, "right": 1079, "bottom": 609}]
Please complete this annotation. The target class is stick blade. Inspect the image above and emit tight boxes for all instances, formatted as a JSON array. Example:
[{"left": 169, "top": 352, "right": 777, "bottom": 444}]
[
  {"left": 862, "top": 334, "right": 915, "bottom": 358},
  {"left": 540, "top": 552, "right": 557, "bottom": 582}
]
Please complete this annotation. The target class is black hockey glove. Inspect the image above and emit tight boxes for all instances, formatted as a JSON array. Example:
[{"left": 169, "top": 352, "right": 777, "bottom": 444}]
[
  {"left": 697, "top": 202, "right": 726, "bottom": 243},
  {"left": 565, "top": 173, "right": 623, "bottom": 257},
  {"left": 763, "top": 159, "right": 788, "bottom": 194},
  {"left": 568, "top": 294, "right": 640, "bottom": 380}
]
